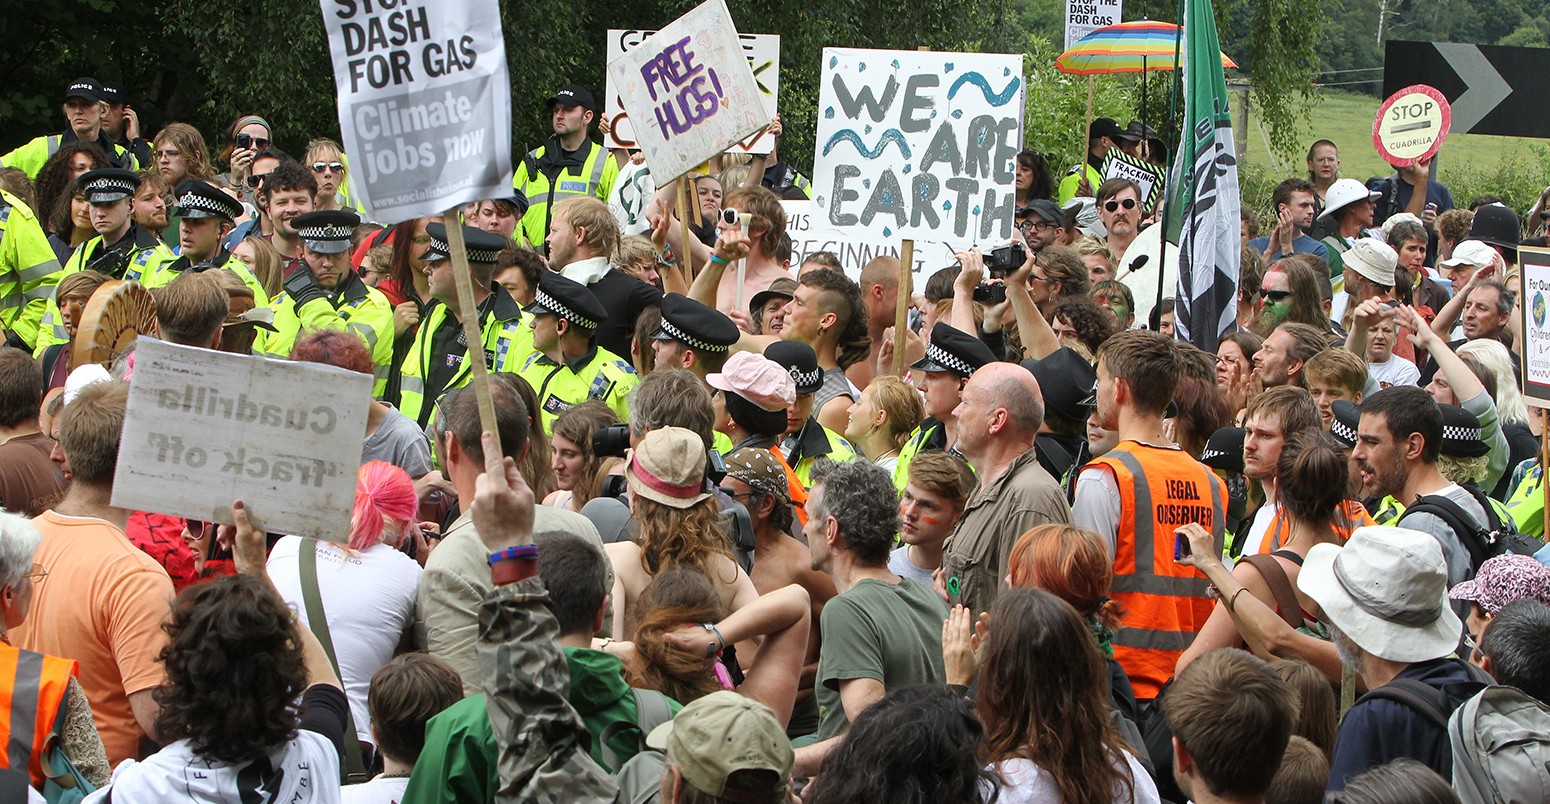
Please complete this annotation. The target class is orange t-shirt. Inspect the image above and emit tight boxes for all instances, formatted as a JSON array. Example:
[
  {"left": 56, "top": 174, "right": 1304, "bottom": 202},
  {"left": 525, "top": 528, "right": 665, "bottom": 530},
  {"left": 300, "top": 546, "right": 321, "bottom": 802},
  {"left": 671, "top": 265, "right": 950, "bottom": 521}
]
[{"left": 12, "top": 510, "right": 175, "bottom": 766}]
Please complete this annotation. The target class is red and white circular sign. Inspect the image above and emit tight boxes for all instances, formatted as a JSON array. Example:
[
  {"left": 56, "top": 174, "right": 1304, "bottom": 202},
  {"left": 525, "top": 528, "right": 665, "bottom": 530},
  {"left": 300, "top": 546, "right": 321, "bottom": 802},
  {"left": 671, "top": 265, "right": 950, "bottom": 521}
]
[{"left": 1373, "top": 84, "right": 1452, "bottom": 167}]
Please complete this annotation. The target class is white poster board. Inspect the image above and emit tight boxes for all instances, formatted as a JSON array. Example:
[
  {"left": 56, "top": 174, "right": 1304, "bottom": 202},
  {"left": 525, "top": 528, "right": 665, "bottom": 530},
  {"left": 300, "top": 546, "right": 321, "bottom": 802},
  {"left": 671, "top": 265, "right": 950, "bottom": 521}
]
[
  {"left": 112, "top": 339, "right": 372, "bottom": 541},
  {"left": 782, "top": 201, "right": 956, "bottom": 282},
  {"left": 1520, "top": 247, "right": 1550, "bottom": 407},
  {"left": 320, "top": 0, "right": 514, "bottom": 222},
  {"left": 812, "top": 48, "right": 1025, "bottom": 247},
  {"left": 607, "top": 29, "right": 779, "bottom": 155},
  {"left": 606, "top": 0, "right": 768, "bottom": 181},
  {"left": 1065, "top": 0, "right": 1123, "bottom": 50}
]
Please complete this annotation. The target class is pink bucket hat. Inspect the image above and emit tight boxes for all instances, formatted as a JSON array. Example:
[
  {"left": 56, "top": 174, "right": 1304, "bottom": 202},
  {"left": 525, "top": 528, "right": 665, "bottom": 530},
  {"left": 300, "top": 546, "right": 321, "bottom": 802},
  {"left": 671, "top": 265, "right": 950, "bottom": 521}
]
[
  {"left": 706, "top": 352, "right": 796, "bottom": 412},
  {"left": 1449, "top": 554, "right": 1550, "bottom": 614}
]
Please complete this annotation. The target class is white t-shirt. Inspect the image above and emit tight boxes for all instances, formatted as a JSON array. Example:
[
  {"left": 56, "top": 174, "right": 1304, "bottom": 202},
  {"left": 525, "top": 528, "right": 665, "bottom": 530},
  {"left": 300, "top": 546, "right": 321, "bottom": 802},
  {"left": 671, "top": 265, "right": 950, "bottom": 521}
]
[
  {"left": 341, "top": 775, "right": 410, "bottom": 804},
  {"left": 1240, "top": 500, "right": 1281, "bottom": 557},
  {"left": 83, "top": 732, "right": 341, "bottom": 803},
  {"left": 887, "top": 545, "right": 936, "bottom": 586},
  {"left": 1367, "top": 355, "right": 1421, "bottom": 389},
  {"left": 268, "top": 537, "right": 421, "bottom": 745},
  {"left": 992, "top": 749, "right": 1160, "bottom": 804}
]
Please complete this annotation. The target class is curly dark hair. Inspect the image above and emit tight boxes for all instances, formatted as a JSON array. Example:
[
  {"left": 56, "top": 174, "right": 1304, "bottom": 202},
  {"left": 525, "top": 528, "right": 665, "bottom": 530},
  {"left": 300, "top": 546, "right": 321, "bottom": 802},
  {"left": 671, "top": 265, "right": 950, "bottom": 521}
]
[
  {"left": 807, "top": 685, "right": 999, "bottom": 804},
  {"left": 35, "top": 141, "right": 109, "bottom": 237},
  {"left": 799, "top": 269, "right": 871, "bottom": 370},
  {"left": 1050, "top": 297, "right": 1116, "bottom": 355},
  {"left": 154, "top": 573, "right": 308, "bottom": 765}
]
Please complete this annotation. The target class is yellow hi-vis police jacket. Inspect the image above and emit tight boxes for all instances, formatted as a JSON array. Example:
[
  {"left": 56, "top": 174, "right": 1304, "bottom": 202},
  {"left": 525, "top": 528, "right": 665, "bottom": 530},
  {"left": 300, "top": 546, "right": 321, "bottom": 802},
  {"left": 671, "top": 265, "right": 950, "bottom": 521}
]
[
  {"left": 0, "top": 190, "right": 63, "bottom": 351},
  {"left": 398, "top": 288, "right": 533, "bottom": 429},
  {"left": 512, "top": 137, "right": 618, "bottom": 251},
  {"left": 256, "top": 272, "right": 395, "bottom": 394},
  {"left": 518, "top": 343, "right": 638, "bottom": 435}
]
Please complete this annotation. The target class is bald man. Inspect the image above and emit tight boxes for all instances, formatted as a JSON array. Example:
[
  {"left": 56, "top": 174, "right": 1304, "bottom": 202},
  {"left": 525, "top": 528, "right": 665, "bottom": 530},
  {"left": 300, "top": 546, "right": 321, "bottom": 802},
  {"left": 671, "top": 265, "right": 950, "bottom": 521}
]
[
  {"left": 846, "top": 255, "right": 914, "bottom": 390},
  {"left": 940, "top": 362, "right": 1072, "bottom": 616}
]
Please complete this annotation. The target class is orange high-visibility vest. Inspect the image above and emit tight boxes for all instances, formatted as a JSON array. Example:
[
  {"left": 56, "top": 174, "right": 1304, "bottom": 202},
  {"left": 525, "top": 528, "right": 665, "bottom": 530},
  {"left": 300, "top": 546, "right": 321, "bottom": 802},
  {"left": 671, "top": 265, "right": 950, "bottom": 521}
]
[
  {"left": 1257, "top": 499, "right": 1374, "bottom": 555},
  {"left": 0, "top": 642, "right": 77, "bottom": 787},
  {"left": 768, "top": 446, "right": 810, "bottom": 527},
  {"left": 1090, "top": 442, "right": 1225, "bottom": 700}
]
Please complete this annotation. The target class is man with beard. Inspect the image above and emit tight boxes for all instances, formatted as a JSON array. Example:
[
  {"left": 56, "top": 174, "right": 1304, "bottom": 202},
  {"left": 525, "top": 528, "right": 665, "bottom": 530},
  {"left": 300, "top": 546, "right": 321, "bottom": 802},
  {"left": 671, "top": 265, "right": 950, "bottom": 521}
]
[
  {"left": 257, "top": 210, "right": 395, "bottom": 387},
  {"left": 1074, "top": 329, "right": 1224, "bottom": 703},
  {"left": 132, "top": 171, "right": 170, "bottom": 239},
  {"left": 1351, "top": 386, "right": 1485, "bottom": 594},
  {"left": 1252, "top": 322, "right": 1328, "bottom": 389},
  {"left": 513, "top": 84, "right": 618, "bottom": 255}
]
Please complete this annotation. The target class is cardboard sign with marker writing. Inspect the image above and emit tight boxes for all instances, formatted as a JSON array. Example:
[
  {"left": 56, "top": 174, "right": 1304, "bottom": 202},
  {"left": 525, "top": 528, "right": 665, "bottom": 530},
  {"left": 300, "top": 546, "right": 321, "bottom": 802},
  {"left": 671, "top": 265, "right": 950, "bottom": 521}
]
[
  {"left": 112, "top": 339, "right": 371, "bottom": 541},
  {"left": 1101, "top": 149, "right": 1165, "bottom": 214},
  {"left": 607, "top": 28, "right": 779, "bottom": 155}
]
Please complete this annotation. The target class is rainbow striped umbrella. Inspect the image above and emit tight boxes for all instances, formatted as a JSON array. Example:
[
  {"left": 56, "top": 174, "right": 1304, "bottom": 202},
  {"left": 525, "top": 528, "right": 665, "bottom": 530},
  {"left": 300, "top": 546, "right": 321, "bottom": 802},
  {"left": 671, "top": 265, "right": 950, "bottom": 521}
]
[{"left": 1055, "top": 20, "right": 1237, "bottom": 75}]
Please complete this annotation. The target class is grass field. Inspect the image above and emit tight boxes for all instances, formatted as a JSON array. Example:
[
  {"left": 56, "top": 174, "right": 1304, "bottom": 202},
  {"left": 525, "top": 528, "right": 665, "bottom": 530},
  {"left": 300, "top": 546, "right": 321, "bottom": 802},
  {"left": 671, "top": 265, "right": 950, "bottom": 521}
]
[{"left": 1230, "top": 88, "right": 1538, "bottom": 182}]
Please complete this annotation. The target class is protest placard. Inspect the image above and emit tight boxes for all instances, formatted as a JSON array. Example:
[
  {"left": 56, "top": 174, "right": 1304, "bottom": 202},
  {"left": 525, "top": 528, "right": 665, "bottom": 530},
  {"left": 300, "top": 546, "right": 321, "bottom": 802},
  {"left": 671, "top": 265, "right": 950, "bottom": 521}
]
[
  {"left": 1065, "top": 0, "right": 1123, "bottom": 49},
  {"left": 607, "top": 28, "right": 779, "bottom": 155},
  {"left": 1102, "top": 149, "right": 1165, "bottom": 214},
  {"left": 320, "top": 0, "right": 513, "bottom": 222},
  {"left": 112, "top": 339, "right": 372, "bottom": 542},
  {"left": 1520, "top": 247, "right": 1550, "bottom": 407},
  {"left": 781, "top": 201, "right": 956, "bottom": 281},
  {"left": 606, "top": 0, "right": 768, "bottom": 181},
  {"left": 811, "top": 48, "right": 1025, "bottom": 246}
]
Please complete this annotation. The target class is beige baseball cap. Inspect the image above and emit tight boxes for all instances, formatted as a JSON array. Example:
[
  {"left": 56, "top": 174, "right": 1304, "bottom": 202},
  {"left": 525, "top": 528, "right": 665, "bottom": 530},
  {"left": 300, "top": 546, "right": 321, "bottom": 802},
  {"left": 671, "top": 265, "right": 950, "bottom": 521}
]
[{"left": 646, "top": 691, "right": 793, "bottom": 800}]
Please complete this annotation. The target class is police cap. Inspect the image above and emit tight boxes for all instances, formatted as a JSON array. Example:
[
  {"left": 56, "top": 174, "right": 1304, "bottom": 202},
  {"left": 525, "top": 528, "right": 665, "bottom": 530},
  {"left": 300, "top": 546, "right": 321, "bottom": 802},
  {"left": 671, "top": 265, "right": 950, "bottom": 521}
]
[
  {"left": 174, "top": 179, "right": 242, "bottom": 221},
  {"left": 293, "top": 210, "right": 361, "bottom": 255},
  {"left": 652, "top": 294, "right": 739, "bottom": 353},
  {"left": 911, "top": 322, "right": 997, "bottom": 377},
  {"left": 764, "top": 340, "right": 823, "bottom": 395},
  {"left": 528, "top": 270, "right": 607, "bottom": 331},
  {"left": 78, "top": 168, "right": 140, "bottom": 204}
]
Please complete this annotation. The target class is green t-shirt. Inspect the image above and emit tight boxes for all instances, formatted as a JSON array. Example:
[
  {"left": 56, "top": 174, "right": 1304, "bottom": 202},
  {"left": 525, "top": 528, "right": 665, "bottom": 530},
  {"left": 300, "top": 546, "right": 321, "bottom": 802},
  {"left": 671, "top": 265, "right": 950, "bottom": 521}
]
[{"left": 815, "top": 577, "right": 949, "bottom": 739}]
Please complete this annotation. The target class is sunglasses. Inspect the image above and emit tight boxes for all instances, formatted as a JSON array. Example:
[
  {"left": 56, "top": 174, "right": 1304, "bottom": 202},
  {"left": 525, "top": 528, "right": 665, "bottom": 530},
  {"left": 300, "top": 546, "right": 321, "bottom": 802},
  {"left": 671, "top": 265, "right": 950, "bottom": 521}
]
[
  {"left": 311, "top": 161, "right": 345, "bottom": 173},
  {"left": 1103, "top": 198, "right": 1137, "bottom": 213},
  {"left": 1262, "top": 289, "right": 1293, "bottom": 303},
  {"left": 251, "top": 137, "right": 271, "bottom": 149},
  {"left": 246, "top": 171, "right": 273, "bottom": 189}
]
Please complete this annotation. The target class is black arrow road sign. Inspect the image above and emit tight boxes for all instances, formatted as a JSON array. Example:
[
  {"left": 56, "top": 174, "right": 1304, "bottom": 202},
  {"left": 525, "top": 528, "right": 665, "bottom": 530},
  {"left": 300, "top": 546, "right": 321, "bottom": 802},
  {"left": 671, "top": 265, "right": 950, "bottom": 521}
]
[{"left": 1384, "top": 40, "right": 1550, "bottom": 139}]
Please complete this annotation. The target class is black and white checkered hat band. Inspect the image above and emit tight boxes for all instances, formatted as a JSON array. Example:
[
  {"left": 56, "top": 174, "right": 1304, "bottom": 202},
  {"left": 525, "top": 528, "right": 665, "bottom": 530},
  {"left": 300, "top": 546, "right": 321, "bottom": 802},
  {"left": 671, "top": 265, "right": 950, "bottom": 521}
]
[
  {"left": 1444, "top": 425, "right": 1481, "bottom": 444},
  {"left": 424, "top": 235, "right": 499, "bottom": 263},
  {"left": 297, "top": 224, "right": 352, "bottom": 240},
  {"left": 659, "top": 318, "right": 728, "bottom": 352},
  {"left": 534, "top": 288, "right": 598, "bottom": 330},
  {"left": 86, "top": 177, "right": 135, "bottom": 197},
  {"left": 178, "top": 191, "right": 238, "bottom": 218},
  {"left": 1330, "top": 418, "right": 1357, "bottom": 445},
  {"left": 790, "top": 367, "right": 822, "bottom": 388},
  {"left": 926, "top": 342, "right": 974, "bottom": 375}
]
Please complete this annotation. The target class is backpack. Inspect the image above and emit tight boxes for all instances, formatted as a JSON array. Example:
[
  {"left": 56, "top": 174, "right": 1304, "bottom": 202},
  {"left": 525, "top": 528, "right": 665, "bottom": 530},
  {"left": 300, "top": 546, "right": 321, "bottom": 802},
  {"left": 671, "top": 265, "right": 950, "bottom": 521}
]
[
  {"left": 599, "top": 688, "right": 676, "bottom": 804},
  {"left": 1397, "top": 485, "right": 1541, "bottom": 575},
  {"left": 1448, "top": 685, "right": 1550, "bottom": 804},
  {"left": 1356, "top": 661, "right": 1494, "bottom": 779}
]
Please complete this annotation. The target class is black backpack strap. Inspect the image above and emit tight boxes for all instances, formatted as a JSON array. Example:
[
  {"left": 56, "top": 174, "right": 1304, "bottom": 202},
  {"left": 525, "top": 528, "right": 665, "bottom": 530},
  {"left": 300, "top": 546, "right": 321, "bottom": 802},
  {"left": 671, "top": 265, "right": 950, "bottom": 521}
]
[
  {"left": 1358, "top": 679, "right": 1451, "bottom": 730},
  {"left": 1399, "top": 494, "right": 1492, "bottom": 569},
  {"left": 299, "top": 539, "right": 370, "bottom": 783}
]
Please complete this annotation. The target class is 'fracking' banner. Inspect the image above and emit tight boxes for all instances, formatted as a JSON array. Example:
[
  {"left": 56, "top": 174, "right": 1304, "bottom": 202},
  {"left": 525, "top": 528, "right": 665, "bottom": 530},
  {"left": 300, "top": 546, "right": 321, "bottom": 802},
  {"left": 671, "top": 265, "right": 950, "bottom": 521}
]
[
  {"left": 812, "top": 48, "right": 1025, "bottom": 246},
  {"left": 607, "top": 29, "right": 779, "bottom": 155},
  {"left": 320, "top": 0, "right": 514, "bottom": 222},
  {"left": 606, "top": 0, "right": 769, "bottom": 181},
  {"left": 112, "top": 339, "right": 372, "bottom": 542}
]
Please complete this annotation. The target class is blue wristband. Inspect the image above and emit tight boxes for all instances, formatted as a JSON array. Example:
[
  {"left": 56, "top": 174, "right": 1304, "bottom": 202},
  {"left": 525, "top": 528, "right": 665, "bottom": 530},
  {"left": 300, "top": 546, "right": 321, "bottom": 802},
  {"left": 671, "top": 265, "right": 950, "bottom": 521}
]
[
  {"left": 708, "top": 254, "right": 730, "bottom": 267},
  {"left": 488, "top": 545, "right": 539, "bottom": 565}
]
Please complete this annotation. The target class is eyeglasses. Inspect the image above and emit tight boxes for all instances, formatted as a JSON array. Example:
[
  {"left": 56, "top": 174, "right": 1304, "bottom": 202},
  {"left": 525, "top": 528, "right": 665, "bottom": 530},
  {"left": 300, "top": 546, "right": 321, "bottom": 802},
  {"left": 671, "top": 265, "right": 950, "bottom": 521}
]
[
  {"left": 311, "top": 161, "right": 345, "bottom": 173},
  {"left": 1018, "top": 220, "right": 1058, "bottom": 232},
  {"left": 1262, "top": 289, "right": 1293, "bottom": 303},
  {"left": 154, "top": 149, "right": 181, "bottom": 159},
  {"left": 23, "top": 562, "right": 47, "bottom": 584},
  {"left": 1028, "top": 273, "right": 1052, "bottom": 284},
  {"left": 717, "top": 486, "right": 755, "bottom": 501},
  {"left": 251, "top": 137, "right": 271, "bottom": 149},
  {"left": 1103, "top": 198, "right": 1137, "bottom": 213}
]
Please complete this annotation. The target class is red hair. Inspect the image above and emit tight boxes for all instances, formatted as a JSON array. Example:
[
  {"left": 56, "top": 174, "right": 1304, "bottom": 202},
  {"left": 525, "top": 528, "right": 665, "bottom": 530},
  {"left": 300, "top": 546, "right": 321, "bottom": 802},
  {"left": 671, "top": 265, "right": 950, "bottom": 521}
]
[
  {"left": 1007, "top": 524, "right": 1123, "bottom": 629},
  {"left": 349, "top": 461, "right": 417, "bottom": 551},
  {"left": 290, "top": 330, "right": 374, "bottom": 376}
]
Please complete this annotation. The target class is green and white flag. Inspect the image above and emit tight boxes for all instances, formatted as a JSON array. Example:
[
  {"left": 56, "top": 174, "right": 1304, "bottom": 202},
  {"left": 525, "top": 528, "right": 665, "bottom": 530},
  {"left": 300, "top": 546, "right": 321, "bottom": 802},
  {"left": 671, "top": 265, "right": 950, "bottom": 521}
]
[{"left": 1165, "top": 0, "right": 1239, "bottom": 350}]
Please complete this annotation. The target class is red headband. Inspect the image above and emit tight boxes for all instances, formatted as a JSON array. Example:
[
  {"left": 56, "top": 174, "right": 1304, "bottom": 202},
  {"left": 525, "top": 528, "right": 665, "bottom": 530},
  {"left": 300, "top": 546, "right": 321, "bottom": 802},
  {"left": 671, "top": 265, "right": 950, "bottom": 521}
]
[{"left": 629, "top": 454, "right": 703, "bottom": 499}]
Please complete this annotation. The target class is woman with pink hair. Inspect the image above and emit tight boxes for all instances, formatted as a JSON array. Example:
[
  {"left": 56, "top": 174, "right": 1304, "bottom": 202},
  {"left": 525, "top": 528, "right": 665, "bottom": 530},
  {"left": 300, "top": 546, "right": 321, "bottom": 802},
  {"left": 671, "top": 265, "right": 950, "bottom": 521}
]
[{"left": 265, "top": 461, "right": 423, "bottom": 764}]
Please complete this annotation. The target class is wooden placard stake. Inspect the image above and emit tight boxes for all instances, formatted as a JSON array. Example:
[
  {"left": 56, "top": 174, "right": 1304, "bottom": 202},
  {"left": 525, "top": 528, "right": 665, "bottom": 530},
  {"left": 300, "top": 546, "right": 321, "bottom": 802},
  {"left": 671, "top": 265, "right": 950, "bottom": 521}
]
[{"left": 444, "top": 210, "right": 499, "bottom": 455}]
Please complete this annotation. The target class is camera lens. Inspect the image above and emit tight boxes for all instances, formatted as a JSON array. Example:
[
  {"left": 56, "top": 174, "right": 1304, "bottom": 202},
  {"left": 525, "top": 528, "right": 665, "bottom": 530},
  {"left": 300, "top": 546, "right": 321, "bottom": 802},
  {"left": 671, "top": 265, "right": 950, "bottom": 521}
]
[{"left": 592, "top": 423, "right": 632, "bottom": 458}]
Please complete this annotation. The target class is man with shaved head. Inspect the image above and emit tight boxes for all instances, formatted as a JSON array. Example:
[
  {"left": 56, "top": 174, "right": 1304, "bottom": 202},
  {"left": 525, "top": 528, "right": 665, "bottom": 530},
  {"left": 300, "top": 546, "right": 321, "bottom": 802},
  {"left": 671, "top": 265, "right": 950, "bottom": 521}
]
[
  {"left": 1076, "top": 329, "right": 1226, "bottom": 705},
  {"left": 941, "top": 361, "right": 1072, "bottom": 616},
  {"left": 847, "top": 255, "right": 913, "bottom": 390}
]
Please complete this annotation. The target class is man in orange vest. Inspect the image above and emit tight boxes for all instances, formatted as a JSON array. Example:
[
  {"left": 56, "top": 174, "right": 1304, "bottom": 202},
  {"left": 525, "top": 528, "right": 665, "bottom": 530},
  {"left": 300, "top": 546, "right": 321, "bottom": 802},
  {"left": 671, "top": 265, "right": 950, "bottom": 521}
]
[{"left": 1074, "top": 330, "right": 1226, "bottom": 703}]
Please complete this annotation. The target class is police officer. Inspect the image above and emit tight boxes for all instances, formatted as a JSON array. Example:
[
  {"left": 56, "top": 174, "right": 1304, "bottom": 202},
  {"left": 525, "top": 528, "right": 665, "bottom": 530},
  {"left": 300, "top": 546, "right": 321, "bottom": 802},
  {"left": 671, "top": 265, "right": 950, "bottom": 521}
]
[
  {"left": 894, "top": 323, "right": 997, "bottom": 490},
  {"left": 0, "top": 187, "right": 62, "bottom": 351},
  {"left": 512, "top": 84, "right": 619, "bottom": 253},
  {"left": 258, "top": 211, "right": 395, "bottom": 388},
  {"left": 31, "top": 169, "right": 176, "bottom": 356},
  {"left": 519, "top": 271, "right": 638, "bottom": 433},
  {"left": 398, "top": 223, "right": 530, "bottom": 428},
  {"left": 1056, "top": 117, "right": 1123, "bottom": 206},
  {"left": 142, "top": 180, "right": 269, "bottom": 305},
  {"left": 650, "top": 293, "right": 740, "bottom": 382},
  {"left": 98, "top": 82, "right": 151, "bottom": 168},
  {"left": 0, "top": 78, "right": 138, "bottom": 179},
  {"left": 766, "top": 340, "right": 855, "bottom": 489}
]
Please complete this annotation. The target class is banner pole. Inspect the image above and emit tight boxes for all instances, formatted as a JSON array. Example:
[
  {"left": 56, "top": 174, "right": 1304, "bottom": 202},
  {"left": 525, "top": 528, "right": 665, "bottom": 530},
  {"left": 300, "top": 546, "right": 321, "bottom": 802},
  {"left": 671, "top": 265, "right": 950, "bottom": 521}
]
[
  {"left": 892, "top": 240, "right": 914, "bottom": 375},
  {"left": 678, "top": 177, "right": 696, "bottom": 284},
  {"left": 444, "top": 211, "right": 499, "bottom": 453},
  {"left": 1082, "top": 75, "right": 1095, "bottom": 179},
  {"left": 1541, "top": 408, "right": 1548, "bottom": 537}
]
